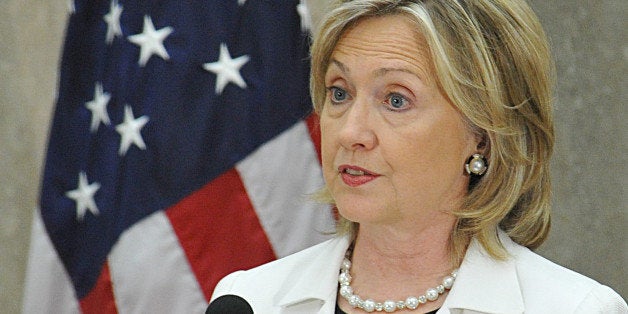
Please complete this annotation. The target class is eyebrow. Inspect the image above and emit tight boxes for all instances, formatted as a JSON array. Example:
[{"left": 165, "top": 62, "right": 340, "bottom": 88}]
[
  {"left": 329, "top": 58, "right": 424, "bottom": 82},
  {"left": 330, "top": 59, "right": 349, "bottom": 74}
]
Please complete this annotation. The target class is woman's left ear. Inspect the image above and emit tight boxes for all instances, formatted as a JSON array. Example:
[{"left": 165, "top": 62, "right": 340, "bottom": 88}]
[
  {"left": 474, "top": 131, "right": 489, "bottom": 154},
  {"left": 464, "top": 132, "right": 489, "bottom": 176}
]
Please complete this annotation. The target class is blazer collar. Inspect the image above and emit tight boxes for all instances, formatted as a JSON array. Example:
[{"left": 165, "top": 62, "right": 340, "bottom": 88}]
[
  {"left": 441, "top": 229, "right": 524, "bottom": 314},
  {"left": 275, "top": 235, "right": 351, "bottom": 312},
  {"left": 272, "top": 230, "right": 525, "bottom": 314}
]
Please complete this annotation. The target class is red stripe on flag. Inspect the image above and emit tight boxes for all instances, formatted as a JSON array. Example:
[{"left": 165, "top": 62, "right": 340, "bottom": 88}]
[
  {"left": 166, "top": 168, "right": 276, "bottom": 301},
  {"left": 305, "top": 114, "right": 322, "bottom": 163},
  {"left": 79, "top": 263, "right": 118, "bottom": 314}
]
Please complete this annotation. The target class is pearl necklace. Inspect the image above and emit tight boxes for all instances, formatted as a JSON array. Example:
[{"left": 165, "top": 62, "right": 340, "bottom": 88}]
[{"left": 338, "top": 251, "right": 458, "bottom": 313}]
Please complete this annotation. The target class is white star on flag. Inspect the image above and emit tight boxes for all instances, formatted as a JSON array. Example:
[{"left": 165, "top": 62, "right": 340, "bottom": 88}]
[
  {"left": 66, "top": 172, "right": 101, "bottom": 221},
  {"left": 128, "top": 15, "right": 173, "bottom": 66},
  {"left": 104, "top": 0, "right": 123, "bottom": 44},
  {"left": 297, "top": 1, "right": 312, "bottom": 32},
  {"left": 203, "top": 43, "right": 250, "bottom": 95},
  {"left": 238, "top": 0, "right": 246, "bottom": 6},
  {"left": 85, "top": 82, "right": 111, "bottom": 132},
  {"left": 115, "top": 105, "right": 149, "bottom": 156}
]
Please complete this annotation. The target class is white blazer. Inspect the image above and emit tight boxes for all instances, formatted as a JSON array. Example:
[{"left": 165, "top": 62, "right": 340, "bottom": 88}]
[{"left": 211, "top": 230, "right": 627, "bottom": 313}]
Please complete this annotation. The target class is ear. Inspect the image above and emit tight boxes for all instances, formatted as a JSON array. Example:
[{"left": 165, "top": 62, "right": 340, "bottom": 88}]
[{"left": 474, "top": 130, "right": 489, "bottom": 156}]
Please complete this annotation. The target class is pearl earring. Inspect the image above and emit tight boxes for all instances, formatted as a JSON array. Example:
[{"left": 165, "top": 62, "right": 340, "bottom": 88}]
[{"left": 465, "top": 154, "right": 487, "bottom": 176}]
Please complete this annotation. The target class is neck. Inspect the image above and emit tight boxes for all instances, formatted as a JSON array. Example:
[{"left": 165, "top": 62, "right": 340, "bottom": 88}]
[
  {"left": 345, "top": 220, "right": 456, "bottom": 308},
  {"left": 353, "top": 221, "right": 455, "bottom": 276}
]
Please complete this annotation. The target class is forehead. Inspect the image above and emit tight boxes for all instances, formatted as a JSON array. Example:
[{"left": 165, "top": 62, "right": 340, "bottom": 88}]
[{"left": 329, "top": 14, "right": 433, "bottom": 80}]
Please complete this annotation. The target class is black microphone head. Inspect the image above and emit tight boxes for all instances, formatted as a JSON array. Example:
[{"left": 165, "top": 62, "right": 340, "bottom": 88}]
[{"left": 206, "top": 294, "right": 254, "bottom": 314}]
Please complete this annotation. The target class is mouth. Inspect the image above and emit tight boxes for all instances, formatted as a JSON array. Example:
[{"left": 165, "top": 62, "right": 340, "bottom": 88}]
[
  {"left": 338, "top": 165, "right": 377, "bottom": 176},
  {"left": 338, "top": 165, "right": 380, "bottom": 187}
]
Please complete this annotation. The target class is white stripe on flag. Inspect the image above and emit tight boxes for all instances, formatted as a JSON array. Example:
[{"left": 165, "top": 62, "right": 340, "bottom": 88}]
[
  {"left": 108, "top": 210, "right": 207, "bottom": 313},
  {"left": 236, "top": 120, "right": 335, "bottom": 258},
  {"left": 22, "top": 209, "right": 80, "bottom": 314}
]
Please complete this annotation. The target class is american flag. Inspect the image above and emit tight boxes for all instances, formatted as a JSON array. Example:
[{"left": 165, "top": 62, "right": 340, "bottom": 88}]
[{"left": 22, "top": 0, "right": 333, "bottom": 312}]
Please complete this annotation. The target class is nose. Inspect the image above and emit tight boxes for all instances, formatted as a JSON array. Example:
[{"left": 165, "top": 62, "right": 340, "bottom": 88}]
[{"left": 337, "top": 100, "right": 377, "bottom": 151}]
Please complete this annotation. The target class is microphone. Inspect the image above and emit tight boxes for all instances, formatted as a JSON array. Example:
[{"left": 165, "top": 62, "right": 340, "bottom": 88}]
[{"left": 206, "top": 294, "right": 254, "bottom": 314}]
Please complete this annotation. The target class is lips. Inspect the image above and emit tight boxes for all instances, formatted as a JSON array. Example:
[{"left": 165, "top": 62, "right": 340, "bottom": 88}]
[{"left": 338, "top": 165, "right": 380, "bottom": 187}]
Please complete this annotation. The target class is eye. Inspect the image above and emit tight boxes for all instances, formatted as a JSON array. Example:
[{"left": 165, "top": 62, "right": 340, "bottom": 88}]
[
  {"left": 385, "top": 93, "right": 410, "bottom": 111},
  {"left": 328, "top": 86, "right": 349, "bottom": 104}
]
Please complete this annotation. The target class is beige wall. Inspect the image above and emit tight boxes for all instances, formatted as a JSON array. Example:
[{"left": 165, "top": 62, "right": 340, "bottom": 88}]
[
  {"left": 1, "top": 1, "right": 625, "bottom": 312},
  {"left": 0, "top": 1, "right": 67, "bottom": 312}
]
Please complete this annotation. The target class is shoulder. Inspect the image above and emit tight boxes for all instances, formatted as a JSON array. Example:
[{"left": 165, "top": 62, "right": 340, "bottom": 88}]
[
  {"left": 505, "top": 238, "right": 627, "bottom": 313},
  {"left": 211, "top": 237, "right": 337, "bottom": 296},
  {"left": 575, "top": 285, "right": 628, "bottom": 313},
  {"left": 210, "top": 236, "right": 351, "bottom": 311}
]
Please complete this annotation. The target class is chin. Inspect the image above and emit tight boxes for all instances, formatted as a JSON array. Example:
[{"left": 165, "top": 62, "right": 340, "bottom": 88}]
[{"left": 334, "top": 197, "right": 385, "bottom": 223}]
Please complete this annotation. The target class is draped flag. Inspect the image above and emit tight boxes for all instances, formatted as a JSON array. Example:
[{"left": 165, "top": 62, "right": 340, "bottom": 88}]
[{"left": 22, "top": 1, "right": 334, "bottom": 313}]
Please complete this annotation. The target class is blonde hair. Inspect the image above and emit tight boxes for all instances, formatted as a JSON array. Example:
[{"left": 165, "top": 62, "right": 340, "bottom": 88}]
[{"left": 310, "top": 0, "right": 555, "bottom": 263}]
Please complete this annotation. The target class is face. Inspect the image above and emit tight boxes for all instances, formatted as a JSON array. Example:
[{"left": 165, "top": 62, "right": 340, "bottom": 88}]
[{"left": 320, "top": 15, "right": 480, "bottom": 229}]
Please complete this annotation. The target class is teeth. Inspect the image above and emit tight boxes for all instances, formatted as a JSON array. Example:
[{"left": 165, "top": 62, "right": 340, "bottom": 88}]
[{"left": 345, "top": 168, "right": 365, "bottom": 176}]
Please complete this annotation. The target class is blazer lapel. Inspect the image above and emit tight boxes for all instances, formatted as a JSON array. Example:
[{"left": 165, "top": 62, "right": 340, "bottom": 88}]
[
  {"left": 440, "top": 230, "right": 525, "bottom": 314},
  {"left": 276, "top": 235, "right": 352, "bottom": 314}
]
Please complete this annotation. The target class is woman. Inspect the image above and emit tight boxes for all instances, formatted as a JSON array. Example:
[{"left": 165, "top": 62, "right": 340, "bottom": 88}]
[{"left": 210, "top": 0, "right": 627, "bottom": 313}]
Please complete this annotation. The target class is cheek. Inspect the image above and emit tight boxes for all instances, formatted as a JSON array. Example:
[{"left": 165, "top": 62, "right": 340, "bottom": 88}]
[
  {"left": 385, "top": 122, "right": 469, "bottom": 179},
  {"left": 384, "top": 139, "right": 433, "bottom": 183}
]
